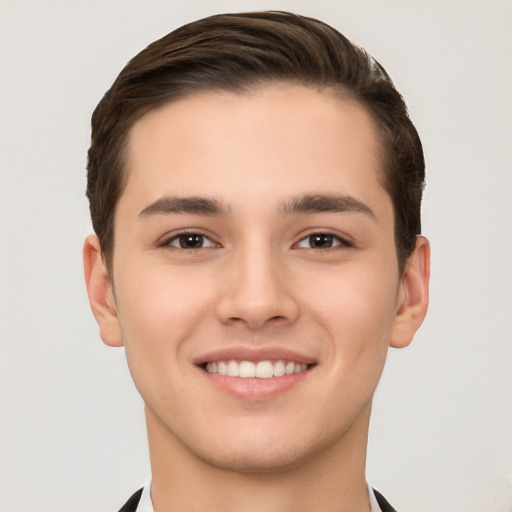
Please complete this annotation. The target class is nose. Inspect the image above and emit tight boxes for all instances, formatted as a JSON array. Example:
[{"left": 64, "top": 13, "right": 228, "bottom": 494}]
[{"left": 215, "top": 245, "right": 300, "bottom": 330}]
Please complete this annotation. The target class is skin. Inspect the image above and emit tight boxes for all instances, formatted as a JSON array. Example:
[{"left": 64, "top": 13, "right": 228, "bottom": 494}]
[{"left": 84, "top": 84, "right": 430, "bottom": 512}]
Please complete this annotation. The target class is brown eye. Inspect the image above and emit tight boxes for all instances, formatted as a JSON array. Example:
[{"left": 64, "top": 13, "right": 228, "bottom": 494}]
[
  {"left": 179, "top": 234, "right": 204, "bottom": 248},
  {"left": 296, "top": 233, "right": 350, "bottom": 249},
  {"left": 167, "top": 233, "right": 216, "bottom": 249},
  {"left": 308, "top": 234, "right": 334, "bottom": 248}
]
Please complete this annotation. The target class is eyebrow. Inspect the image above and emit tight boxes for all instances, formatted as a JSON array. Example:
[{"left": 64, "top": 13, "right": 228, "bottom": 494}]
[
  {"left": 138, "top": 196, "right": 230, "bottom": 219},
  {"left": 281, "top": 193, "right": 375, "bottom": 218},
  {"left": 138, "top": 193, "right": 375, "bottom": 220}
]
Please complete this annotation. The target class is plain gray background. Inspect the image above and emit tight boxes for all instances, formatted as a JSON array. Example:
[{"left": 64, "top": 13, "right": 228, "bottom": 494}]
[{"left": 1, "top": 1, "right": 511, "bottom": 511}]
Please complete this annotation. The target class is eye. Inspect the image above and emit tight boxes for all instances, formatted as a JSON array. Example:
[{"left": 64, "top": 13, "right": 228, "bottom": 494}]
[
  {"left": 166, "top": 232, "right": 217, "bottom": 249},
  {"left": 296, "top": 233, "right": 350, "bottom": 249}
]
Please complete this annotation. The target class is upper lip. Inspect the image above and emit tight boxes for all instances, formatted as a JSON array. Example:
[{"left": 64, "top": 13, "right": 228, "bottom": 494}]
[{"left": 193, "top": 346, "right": 316, "bottom": 366}]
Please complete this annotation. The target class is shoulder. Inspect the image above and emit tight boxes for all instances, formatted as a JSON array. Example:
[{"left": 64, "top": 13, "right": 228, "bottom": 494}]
[{"left": 117, "top": 488, "right": 143, "bottom": 512}]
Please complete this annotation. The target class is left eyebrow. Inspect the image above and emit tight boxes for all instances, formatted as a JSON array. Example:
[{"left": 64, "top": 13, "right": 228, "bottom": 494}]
[{"left": 281, "top": 193, "right": 376, "bottom": 219}]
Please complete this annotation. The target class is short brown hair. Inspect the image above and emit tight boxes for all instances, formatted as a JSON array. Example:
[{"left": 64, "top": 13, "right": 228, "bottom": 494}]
[{"left": 87, "top": 11, "right": 424, "bottom": 273}]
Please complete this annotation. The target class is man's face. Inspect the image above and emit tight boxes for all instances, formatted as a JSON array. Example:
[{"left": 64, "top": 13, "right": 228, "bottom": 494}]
[{"left": 101, "top": 84, "right": 417, "bottom": 471}]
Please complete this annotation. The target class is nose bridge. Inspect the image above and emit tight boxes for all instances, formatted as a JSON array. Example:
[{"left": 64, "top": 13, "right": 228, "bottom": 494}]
[{"left": 216, "top": 236, "right": 299, "bottom": 328}]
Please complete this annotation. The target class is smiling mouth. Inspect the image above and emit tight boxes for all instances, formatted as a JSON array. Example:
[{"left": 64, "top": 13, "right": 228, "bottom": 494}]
[{"left": 204, "top": 360, "right": 311, "bottom": 379}]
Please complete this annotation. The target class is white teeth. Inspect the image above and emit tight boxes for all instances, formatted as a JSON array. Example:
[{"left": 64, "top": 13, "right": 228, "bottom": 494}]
[
  {"left": 226, "top": 360, "right": 239, "bottom": 377},
  {"left": 273, "top": 360, "right": 285, "bottom": 377},
  {"left": 255, "top": 361, "right": 273, "bottom": 378},
  {"left": 239, "top": 361, "right": 256, "bottom": 378},
  {"left": 285, "top": 361, "right": 295, "bottom": 375},
  {"left": 205, "top": 359, "right": 309, "bottom": 379}
]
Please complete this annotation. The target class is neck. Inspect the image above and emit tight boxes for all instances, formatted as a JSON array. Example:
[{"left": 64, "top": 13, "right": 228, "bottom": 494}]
[{"left": 146, "top": 404, "right": 372, "bottom": 512}]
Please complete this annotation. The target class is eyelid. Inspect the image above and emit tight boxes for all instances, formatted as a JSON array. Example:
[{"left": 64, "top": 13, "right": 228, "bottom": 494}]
[
  {"left": 158, "top": 229, "right": 220, "bottom": 249},
  {"left": 294, "top": 230, "right": 354, "bottom": 249},
  {"left": 156, "top": 228, "right": 353, "bottom": 250}
]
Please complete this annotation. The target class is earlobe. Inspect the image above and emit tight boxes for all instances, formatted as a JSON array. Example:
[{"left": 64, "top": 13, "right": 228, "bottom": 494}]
[
  {"left": 390, "top": 236, "right": 430, "bottom": 349},
  {"left": 83, "top": 234, "right": 124, "bottom": 347}
]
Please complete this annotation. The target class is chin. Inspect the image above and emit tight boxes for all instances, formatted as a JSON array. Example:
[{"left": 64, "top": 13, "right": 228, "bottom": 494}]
[
  {"left": 195, "top": 441, "right": 315, "bottom": 474},
  {"left": 184, "top": 418, "right": 345, "bottom": 475}
]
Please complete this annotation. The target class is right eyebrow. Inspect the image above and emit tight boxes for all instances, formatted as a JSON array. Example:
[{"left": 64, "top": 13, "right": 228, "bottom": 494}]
[{"left": 138, "top": 196, "right": 230, "bottom": 219}]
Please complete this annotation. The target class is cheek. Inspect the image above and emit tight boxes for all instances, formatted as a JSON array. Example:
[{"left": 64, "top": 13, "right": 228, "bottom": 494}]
[
  {"left": 306, "top": 263, "right": 399, "bottom": 367},
  {"left": 113, "top": 266, "right": 216, "bottom": 418},
  {"left": 114, "top": 264, "right": 214, "bottom": 363}
]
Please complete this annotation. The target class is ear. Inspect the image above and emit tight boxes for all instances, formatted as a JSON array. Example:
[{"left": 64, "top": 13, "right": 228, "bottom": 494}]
[
  {"left": 83, "top": 234, "right": 123, "bottom": 347},
  {"left": 390, "top": 236, "right": 430, "bottom": 349}
]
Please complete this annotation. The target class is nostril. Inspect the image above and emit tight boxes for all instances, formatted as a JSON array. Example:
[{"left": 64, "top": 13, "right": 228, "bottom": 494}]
[{"left": 226, "top": 314, "right": 287, "bottom": 329}]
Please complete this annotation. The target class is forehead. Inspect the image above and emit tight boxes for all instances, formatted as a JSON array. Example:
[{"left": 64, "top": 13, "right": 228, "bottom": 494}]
[{"left": 122, "top": 84, "right": 389, "bottom": 216}]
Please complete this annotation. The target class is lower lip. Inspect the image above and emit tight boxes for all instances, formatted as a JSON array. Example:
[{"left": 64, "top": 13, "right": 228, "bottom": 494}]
[{"left": 200, "top": 368, "right": 312, "bottom": 400}]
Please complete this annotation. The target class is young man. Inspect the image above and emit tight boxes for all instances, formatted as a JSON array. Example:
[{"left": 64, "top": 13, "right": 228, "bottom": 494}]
[{"left": 84, "top": 11, "right": 429, "bottom": 512}]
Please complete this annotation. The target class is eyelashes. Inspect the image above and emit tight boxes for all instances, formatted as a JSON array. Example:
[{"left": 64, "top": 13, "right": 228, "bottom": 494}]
[
  {"left": 295, "top": 232, "right": 352, "bottom": 250},
  {"left": 164, "top": 232, "right": 218, "bottom": 250},
  {"left": 159, "top": 230, "right": 353, "bottom": 251}
]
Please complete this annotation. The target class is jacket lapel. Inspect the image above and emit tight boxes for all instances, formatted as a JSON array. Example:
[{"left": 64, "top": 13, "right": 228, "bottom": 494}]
[
  {"left": 373, "top": 488, "right": 398, "bottom": 512},
  {"left": 117, "top": 488, "right": 143, "bottom": 512}
]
